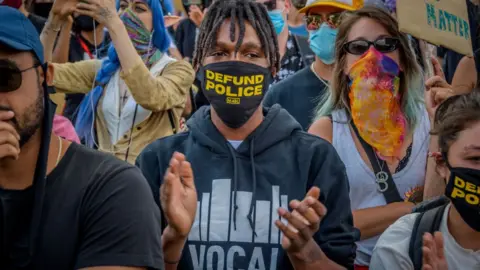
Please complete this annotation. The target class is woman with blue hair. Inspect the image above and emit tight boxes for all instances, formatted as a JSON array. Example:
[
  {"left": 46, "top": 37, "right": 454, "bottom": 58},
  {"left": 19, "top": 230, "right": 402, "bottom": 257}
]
[{"left": 41, "top": 0, "right": 195, "bottom": 164}]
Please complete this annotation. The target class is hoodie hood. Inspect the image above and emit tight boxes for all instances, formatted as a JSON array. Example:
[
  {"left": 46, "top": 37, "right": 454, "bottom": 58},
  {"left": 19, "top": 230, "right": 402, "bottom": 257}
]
[{"left": 186, "top": 104, "right": 302, "bottom": 156}]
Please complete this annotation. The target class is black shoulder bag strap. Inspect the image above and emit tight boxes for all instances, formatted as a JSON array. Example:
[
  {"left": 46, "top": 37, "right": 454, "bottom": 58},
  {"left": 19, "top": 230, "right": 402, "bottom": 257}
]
[
  {"left": 409, "top": 204, "right": 447, "bottom": 270},
  {"left": 350, "top": 121, "right": 403, "bottom": 203},
  {"left": 293, "top": 35, "right": 311, "bottom": 67},
  {"left": 168, "top": 110, "right": 177, "bottom": 134}
]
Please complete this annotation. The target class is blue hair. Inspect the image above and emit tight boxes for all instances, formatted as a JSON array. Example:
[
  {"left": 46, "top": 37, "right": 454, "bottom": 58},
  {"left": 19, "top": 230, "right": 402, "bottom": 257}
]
[{"left": 75, "top": 0, "right": 170, "bottom": 147}]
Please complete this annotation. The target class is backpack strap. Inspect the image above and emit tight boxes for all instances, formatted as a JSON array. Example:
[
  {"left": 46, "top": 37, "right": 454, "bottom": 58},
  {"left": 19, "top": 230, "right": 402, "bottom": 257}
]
[
  {"left": 409, "top": 204, "right": 448, "bottom": 270},
  {"left": 412, "top": 195, "right": 450, "bottom": 213}
]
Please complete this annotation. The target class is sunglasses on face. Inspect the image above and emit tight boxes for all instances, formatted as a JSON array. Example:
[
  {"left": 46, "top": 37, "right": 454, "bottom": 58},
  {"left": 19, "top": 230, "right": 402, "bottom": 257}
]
[
  {"left": 343, "top": 37, "right": 400, "bottom": 55},
  {"left": 304, "top": 12, "right": 343, "bottom": 31},
  {"left": 0, "top": 60, "right": 40, "bottom": 93}
]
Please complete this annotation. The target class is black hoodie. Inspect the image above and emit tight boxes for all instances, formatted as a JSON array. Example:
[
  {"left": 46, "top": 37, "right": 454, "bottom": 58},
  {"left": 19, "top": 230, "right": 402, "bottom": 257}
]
[{"left": 137, "top": 104, "right": 359, "bottom": 269}]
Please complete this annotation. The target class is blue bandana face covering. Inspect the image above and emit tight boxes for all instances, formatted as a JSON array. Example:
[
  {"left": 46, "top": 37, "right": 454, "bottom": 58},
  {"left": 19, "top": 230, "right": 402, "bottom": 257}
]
[
  {"left": 268, "top": 10, "right": 286, "bottom": 35},
  {"left": 309, "top": 23, "right": 338, "bottom": 65}
]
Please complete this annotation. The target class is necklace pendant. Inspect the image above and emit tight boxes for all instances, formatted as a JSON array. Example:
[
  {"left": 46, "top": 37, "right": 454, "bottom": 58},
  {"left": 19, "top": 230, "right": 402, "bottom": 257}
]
[{"left": 375, "top": 171, "right": 389, "bottom": 192}]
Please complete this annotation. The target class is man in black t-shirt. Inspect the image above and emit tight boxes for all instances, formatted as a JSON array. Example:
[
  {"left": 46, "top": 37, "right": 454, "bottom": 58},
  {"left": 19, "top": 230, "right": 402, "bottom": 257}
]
[{"left": 0, "top": 7, "right": 163, "bottom": 269}]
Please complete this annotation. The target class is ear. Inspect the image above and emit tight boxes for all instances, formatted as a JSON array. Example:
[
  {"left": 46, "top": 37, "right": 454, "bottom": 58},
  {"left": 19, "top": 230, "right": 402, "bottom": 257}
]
[
  {"left": 436, "top": 160, "right": 450, "bottom": 181},
  {"left": 284, "top": 0, "right": 291, "bottom": 12},
  {"left": 46, "top": 63, "right": 55, "bottom": 86}
]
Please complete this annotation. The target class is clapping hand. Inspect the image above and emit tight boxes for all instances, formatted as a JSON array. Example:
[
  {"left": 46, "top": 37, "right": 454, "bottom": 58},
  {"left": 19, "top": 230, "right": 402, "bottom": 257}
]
[
  {"left": 275, "top": 187, "right": 327, "bottom": 261},
  {"left": 422, "top": 232, "right": 449, "bottom": 270},
  {"left": 425, "top": 57, "right": 454, "bottom": 121},
  {"left": 161, "top": 152, "right": 197, "bottom": 238}
]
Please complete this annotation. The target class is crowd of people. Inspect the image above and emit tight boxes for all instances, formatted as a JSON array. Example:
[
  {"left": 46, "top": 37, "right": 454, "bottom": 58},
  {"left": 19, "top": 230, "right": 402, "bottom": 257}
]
[{"left": 0, "top": 0, "right": 479, "bottom": 269}]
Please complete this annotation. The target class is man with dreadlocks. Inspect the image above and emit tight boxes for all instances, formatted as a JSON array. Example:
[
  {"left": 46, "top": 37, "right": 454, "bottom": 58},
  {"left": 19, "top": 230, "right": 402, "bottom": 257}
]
[{"left": 137, "top": 0, "right": 358, "bottom": 269}]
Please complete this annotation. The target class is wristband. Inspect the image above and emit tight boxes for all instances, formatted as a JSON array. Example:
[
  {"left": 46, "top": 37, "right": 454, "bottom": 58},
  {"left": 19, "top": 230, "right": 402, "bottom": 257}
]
[{"left": 45, "top": 20, "right": 62, "bottom": 32}]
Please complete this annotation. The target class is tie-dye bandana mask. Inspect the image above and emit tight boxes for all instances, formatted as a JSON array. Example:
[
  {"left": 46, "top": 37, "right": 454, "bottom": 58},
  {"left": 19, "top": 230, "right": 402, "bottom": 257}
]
[
  {"left": 120, "top": 8, "right": 162, "bottom": 67},
  {"left": 348, "top": 47, "right": 407, "bottom": 160}
]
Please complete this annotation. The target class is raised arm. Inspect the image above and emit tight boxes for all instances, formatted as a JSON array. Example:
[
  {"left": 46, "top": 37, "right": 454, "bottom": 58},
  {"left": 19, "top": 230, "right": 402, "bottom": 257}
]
[
  {"left": 424, "top": 57, "right": 455, "bottom": 199},
  {"left": 75, "top": 0, "right": 195, "bottom": 111},
  {"left": 52, "top": 17, "right": 73, "bottom": 63},
  {"left": 40, "top": 0, "right": 76, "bottom": 63},
  {"left": 74, "top": 0, "right": 145, "bottom": 75},
  {"left": 43, "top": 0, "right": 101, "bottom": 94},
  {"left": 51, "top": 59, "right": 102, "bottom": 94},
  {"left": 120, "top": 59, "right": 194, "bottom": 111},
  {"left": 451, "top": 56, "right": 476, "bottom": 95}
]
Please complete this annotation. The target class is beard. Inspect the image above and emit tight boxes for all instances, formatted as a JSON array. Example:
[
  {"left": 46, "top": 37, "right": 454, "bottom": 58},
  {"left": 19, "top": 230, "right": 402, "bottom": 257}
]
[{"left": 0, "top": 85, "right": 44, "bottom": 148}]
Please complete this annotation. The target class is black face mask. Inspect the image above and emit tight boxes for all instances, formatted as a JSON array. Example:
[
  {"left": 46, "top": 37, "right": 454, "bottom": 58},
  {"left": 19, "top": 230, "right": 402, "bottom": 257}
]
[
  {"left": 444, "top": 160, "right": 480, "bottom": 231},
  {"left": 73, "top": 15, "right": 100, "bottom": 32},
  {"left": 198, "top": 61, "right": 272, "bottom": 129}
]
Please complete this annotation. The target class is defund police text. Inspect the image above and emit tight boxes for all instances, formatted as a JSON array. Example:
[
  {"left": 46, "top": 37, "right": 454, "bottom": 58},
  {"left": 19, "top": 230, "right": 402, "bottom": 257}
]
[
  {"left": 450, "top": 177, "right": 480, "bottom": 205},
  {"left": 205, "top": 70, "right": 264, "bottom": 97}
]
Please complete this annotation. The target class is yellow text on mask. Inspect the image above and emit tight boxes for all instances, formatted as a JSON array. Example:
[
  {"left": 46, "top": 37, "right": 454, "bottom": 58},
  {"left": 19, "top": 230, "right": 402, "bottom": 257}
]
[
  {"left": 450, "top": 177, "right": 480, "bottom": 205},
  {"left": 204, "top": 70, "right": 264, "bottom": 98}
]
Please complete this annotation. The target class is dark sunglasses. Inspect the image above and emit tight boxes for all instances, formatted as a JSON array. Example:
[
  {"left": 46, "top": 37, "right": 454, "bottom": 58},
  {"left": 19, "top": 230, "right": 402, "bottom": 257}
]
[
  {"left": 0, "top": 60, "right": 41, "bottom": 93},
  {"left": 304, "top": 12, "right": 344, "bottom": 31},
  {"left": 343, "top": 37, "right": 400, "bottom": 55}
]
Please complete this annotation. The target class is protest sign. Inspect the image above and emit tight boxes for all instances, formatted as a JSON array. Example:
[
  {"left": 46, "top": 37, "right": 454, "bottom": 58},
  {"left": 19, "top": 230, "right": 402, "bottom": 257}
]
[{"left": 396, "top": 0, "right": 473, "bottom": 56}]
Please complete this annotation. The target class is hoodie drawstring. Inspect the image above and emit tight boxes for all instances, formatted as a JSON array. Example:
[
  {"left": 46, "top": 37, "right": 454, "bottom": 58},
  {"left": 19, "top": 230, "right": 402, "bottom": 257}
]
[
  {"left": 228, "top": 138, "right": 257, "bottom": 238},
  {"left": 227, "top": 145, "right": 239, "bottom": 231},
  {"left": 247, "top": 138, "right": 257, "bottom": 237}
]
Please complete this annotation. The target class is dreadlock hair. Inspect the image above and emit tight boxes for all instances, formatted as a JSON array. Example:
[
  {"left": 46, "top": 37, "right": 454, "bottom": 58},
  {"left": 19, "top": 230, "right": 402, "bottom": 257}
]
[{"left": 192, "top": 0, "right": 280, "bottom": 73}]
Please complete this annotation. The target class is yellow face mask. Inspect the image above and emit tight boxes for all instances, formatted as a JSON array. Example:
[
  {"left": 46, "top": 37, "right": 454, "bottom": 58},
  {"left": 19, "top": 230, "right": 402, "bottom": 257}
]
[{"left": 348, "top": 47, "right": 407, "bottom": 160}]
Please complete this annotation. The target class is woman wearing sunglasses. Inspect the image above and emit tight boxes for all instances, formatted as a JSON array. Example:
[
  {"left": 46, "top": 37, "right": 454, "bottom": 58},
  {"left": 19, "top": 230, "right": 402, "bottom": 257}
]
[
  {"left": 308, "top": 6, "right": 449, "bottom": 269},
  {"left": 40, "top": 0, "right": 195, "bottom": 164}
]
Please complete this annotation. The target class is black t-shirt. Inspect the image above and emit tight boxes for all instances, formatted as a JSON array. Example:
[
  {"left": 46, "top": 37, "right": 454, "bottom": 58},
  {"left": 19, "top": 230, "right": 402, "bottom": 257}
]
[
  {"left": 63, "top": 33, "right": 110, "bottom": 123},
  {"left": 27, "top": 13, "right": 46, "bottom": 34},
  {"left": 0, "top": 143, "right": 164, "bottom": 269},
  {"left": 174, "top": 18, "right": 197, "bottom": 60},
  {"left": 264, "top": 66, "right": 327, "bottom": 130},
  {"left": 272, "top": 33, "right": 314, "bottom": 85}
]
